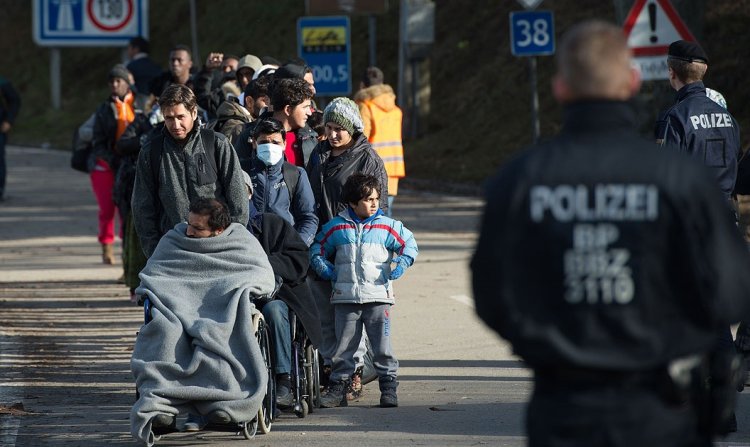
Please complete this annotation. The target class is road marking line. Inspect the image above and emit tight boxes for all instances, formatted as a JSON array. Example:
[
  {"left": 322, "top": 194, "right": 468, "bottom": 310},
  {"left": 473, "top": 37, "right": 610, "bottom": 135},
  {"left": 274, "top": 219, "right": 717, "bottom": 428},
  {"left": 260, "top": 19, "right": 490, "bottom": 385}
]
[{"left": 449, "top": 294, "right": 474, "bottom": 308}]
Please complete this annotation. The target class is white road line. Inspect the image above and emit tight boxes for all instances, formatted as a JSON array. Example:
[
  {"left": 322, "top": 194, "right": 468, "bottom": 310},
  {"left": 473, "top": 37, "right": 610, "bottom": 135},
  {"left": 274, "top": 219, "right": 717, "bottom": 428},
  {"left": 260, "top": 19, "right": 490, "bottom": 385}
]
[{"left": 449, "top": 294, "right": 474, "bottom": 308}]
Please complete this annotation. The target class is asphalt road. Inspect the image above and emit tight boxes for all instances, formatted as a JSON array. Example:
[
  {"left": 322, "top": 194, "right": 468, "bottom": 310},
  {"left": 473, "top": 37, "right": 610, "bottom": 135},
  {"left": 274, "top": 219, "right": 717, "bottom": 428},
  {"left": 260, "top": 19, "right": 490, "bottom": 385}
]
[{"left": 1, "top": 146, "right": 750, "bottom": 446}]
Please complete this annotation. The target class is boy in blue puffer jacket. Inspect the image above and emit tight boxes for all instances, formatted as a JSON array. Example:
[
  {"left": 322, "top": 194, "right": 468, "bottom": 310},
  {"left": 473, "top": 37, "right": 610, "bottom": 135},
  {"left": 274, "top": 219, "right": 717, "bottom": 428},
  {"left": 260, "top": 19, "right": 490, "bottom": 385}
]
[{"left": 311, "top": 173, "right": 418, "bottom": 408}]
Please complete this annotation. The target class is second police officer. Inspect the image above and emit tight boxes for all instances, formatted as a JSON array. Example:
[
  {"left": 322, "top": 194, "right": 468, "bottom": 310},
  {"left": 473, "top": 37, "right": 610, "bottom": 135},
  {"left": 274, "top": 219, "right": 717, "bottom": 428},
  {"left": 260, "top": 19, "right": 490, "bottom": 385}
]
[{"left": 655, "top": 40, "right": 741, "bottom": 203}]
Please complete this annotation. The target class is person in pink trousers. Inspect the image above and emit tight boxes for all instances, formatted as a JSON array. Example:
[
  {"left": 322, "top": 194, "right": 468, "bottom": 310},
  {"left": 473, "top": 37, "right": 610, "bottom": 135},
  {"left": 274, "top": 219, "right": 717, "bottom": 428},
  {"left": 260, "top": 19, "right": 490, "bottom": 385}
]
[{"left": 90, "top": 65, "right": 136, "bottom": 264}]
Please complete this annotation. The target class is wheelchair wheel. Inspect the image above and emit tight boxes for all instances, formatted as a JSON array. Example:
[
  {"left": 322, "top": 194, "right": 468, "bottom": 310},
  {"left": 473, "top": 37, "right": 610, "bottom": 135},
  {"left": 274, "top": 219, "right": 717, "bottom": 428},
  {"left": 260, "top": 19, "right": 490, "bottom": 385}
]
[
  {"left": 242, "top": 419, "right": 258, "bottom": 440},
  {"left": 305, "top": 344, "right": 321, "bottom": 411},
  {"left": 255, "top": 315, "right": 274, "bottom": 434},
  {"left": 146, "top": 431, "right": 157, "bottom": 447},
  {"left": 295, "top": 399, "right": 309, "bottom": 418}
]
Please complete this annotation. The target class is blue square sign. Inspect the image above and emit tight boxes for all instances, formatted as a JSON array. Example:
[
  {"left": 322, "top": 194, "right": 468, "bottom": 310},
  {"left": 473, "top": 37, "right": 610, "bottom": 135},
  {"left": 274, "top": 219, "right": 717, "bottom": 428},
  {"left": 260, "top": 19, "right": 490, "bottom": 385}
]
[
  {"left": 510, "top": 10, "right": 555, "bottom": 56},
  {"left": 298, "top": 16, "right": 351, "bottom": 96}
]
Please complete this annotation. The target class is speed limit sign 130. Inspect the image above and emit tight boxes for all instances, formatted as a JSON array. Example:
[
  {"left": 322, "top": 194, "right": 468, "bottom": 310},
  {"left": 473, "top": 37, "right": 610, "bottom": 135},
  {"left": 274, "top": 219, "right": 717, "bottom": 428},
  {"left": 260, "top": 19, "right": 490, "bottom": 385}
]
[
  {"left": 33, "top": 0, "right": 147, "bottom": 47},
  {"left": 510, "top": 10, "right": 555, "bottom": 56}
]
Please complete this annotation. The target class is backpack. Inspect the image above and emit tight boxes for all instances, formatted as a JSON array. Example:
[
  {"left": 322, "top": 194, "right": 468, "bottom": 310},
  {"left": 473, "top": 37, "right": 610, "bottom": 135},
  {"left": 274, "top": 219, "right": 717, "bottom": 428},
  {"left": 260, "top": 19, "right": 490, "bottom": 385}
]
[
  {"left": 71, "top": 112, "right": 96, "bottom": 173},
  {"left": 205, "top": 117, "right": 222, "bottom": 132},
  {"left": 281, "top": 161, "right": 301, "bottom": 204}
]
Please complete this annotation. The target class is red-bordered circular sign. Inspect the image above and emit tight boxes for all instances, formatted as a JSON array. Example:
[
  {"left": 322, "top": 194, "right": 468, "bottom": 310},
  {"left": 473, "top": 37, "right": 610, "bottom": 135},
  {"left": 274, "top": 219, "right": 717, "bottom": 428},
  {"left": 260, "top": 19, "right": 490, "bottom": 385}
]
[{"left": 87, "top": 0, "right": 134, "bottom": 32}]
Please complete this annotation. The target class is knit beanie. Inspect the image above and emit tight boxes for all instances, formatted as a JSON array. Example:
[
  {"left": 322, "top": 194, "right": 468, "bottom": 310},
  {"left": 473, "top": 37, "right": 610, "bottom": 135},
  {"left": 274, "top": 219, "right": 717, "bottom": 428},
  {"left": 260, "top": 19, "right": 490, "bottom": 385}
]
[
  {"left": 322, "top": 97, "right": 363, "bottom": 135},
  {"left": 108, "top": 64, "right": 131, "bottom": 82}
]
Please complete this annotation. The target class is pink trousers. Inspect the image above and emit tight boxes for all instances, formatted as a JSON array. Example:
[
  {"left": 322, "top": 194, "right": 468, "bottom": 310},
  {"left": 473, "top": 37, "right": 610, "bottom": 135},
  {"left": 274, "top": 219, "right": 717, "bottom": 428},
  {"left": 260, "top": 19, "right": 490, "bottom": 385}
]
[{"left": 90, "top": 159, "right": 121, "bottom": 244}]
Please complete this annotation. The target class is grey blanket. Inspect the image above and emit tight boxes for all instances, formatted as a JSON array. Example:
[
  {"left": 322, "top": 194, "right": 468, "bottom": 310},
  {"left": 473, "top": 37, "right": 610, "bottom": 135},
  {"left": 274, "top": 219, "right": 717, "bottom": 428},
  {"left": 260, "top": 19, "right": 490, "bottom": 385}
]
[{"left": 130, "top": 222, "right": 275, "bottom": 443}]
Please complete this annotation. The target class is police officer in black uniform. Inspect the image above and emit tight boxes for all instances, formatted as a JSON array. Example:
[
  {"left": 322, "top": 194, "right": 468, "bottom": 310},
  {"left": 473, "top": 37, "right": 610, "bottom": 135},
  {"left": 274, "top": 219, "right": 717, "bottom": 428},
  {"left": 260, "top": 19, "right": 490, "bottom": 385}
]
[
  {"left": 472, "top": 21, "right": 750, "bottom": 447},
  {"left": 655, "top": 40, "right": 741, "bottom": 200},
  {"left": 657, "top": 40, "right": 745, "bottom": 429}
]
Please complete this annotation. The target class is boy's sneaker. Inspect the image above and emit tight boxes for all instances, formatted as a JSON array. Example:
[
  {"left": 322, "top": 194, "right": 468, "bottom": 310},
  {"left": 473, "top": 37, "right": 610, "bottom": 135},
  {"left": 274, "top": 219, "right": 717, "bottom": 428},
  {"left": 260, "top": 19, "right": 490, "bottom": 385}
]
[
  {"left": 320, "top": 380, "right": 349, "bottom": 408},
  {"left": 346, "top": 366, "right": 363, "bottom": 400},
  {"left": 379, "top": 376, "right": 399, "bottom": 408}
]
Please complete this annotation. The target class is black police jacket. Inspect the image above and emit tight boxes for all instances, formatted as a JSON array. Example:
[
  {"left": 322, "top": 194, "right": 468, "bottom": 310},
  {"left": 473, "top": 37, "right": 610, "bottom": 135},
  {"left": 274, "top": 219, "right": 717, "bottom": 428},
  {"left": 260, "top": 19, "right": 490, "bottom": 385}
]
[
  {"left": 472, "top": 101, "right": 750, "bottom": 371},
  {"left": 656, "top": 82, "right": 741, "bottom": 198}
]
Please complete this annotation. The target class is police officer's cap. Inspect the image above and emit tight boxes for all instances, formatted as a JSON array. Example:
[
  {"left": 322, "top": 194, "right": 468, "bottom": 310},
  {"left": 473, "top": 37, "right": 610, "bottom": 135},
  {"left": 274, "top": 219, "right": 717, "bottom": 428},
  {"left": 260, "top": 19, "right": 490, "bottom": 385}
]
[{"left": 668, "top": 40, "right": 708, "bottom": 64}]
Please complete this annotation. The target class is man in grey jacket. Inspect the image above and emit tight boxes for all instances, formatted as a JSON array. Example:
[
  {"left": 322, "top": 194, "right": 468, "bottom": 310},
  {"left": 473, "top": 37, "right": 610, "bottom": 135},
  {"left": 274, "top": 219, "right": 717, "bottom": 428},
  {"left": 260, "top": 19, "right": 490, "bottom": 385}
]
[{"left": 132, "top": 84, "right": 249, "bottom": 258}]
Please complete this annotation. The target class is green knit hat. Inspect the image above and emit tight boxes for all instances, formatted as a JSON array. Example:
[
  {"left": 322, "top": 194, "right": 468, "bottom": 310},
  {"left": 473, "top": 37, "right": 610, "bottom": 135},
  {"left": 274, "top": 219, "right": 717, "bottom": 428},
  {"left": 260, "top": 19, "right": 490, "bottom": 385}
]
[{"left": 322, "top": 97, "right": 364, "bottom": 135}]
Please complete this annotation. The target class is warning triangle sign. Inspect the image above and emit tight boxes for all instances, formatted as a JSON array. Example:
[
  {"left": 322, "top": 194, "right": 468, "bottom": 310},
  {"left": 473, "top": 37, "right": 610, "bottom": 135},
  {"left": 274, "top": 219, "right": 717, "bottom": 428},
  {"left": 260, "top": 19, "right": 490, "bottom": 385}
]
[{"left": 623, "top": 0, "right": 696, "bottom": 57}]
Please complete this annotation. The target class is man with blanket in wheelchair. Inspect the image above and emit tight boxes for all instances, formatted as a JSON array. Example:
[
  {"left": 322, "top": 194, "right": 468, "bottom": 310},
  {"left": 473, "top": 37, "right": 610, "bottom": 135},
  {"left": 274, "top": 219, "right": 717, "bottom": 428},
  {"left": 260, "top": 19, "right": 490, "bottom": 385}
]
[{"left": 130, "top": 198, "right": 275, "bottom": 444}]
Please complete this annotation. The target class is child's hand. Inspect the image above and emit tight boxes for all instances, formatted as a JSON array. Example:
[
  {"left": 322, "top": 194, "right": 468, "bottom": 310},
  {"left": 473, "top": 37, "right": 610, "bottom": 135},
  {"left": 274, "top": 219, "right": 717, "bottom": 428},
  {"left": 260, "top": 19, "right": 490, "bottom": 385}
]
[
  {"left": 389, "top": 256, "right": 412, "bottom": 280},
  {"left": 312, "top": 257, "right": 337, "bottom": 281}
]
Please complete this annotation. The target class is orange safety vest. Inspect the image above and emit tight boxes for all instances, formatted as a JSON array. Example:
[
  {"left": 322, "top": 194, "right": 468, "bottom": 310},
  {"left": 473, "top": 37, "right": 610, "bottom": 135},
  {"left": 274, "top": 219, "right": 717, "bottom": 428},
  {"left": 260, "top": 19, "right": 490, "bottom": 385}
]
[
  {"left": 365, "top": 100, "right": 405, "bottom": 195},
  {"left": 114, "top": 91, "right": 135, "bottom": 141}
]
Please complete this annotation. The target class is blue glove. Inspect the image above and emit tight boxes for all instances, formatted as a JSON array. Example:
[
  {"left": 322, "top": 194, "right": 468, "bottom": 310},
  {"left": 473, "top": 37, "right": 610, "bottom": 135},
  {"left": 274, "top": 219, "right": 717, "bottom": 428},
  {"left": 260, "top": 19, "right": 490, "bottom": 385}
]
[
  {"left": 389, "top": 256, "right": 412, "bottom": 280},
  {"left": 312, "top": 257, "right": 337, "bottom": 281}
]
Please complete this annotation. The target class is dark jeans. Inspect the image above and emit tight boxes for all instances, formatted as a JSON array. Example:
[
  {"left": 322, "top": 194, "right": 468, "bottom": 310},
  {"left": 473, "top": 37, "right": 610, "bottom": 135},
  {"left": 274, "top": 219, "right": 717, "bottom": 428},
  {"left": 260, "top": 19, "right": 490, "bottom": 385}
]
[
  {"left": 0, "top": 132, "right": 6, "bottom": 197},
  {"left": 527, "top": 379, "right": 709, "bottom": 447}
]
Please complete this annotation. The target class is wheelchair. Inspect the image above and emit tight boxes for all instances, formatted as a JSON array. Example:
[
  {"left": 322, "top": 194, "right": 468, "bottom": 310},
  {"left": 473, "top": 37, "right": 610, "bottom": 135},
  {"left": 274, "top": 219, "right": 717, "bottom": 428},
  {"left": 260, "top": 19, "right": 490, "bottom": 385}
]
[
  {"left": 140, "top": 296, "right": 275, "bottom": 445},
  {"left": 288, "top": 311, "right": 322, "bottom": 417}
]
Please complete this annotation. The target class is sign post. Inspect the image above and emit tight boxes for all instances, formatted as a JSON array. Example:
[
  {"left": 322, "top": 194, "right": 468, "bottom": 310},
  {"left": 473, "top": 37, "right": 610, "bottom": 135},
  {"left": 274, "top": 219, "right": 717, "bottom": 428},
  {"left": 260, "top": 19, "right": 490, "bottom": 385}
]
[
  {"left": 32, "top": 0, "right": 148, "bottom": 109},
  {"left": 623, "top": 0, "right": 695, "bottom": 80},
  {"left": 298, "top": 16, "right": 352, "bottom": 97},
  {"left": 510, "top": 8, "right": 554, "bottom": 144}
]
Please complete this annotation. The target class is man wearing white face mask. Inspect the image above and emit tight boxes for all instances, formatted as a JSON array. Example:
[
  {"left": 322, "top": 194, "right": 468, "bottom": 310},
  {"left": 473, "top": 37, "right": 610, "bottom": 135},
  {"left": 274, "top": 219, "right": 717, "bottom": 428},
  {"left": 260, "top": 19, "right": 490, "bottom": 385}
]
[{"left": 247, "top": 118, "right": 318, "bottom": 246}]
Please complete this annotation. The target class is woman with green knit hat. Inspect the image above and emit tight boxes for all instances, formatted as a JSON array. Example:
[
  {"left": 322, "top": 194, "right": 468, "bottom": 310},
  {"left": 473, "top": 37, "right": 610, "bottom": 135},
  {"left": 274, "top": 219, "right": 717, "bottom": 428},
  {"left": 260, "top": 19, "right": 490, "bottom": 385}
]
[
  {"left": 307, "top": 97, "right": 388, "bottom": 225},
  {"left": 305, "top": 96, "right": 388, "bottom": 401}
]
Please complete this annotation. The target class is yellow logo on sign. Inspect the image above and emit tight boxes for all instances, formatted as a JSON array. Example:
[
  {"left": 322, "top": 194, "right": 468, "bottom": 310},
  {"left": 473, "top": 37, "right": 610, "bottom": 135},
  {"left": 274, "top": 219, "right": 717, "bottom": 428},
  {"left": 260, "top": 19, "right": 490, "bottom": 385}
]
[{"left": 302, "top": 27, "right": 346, "bottom": 46}]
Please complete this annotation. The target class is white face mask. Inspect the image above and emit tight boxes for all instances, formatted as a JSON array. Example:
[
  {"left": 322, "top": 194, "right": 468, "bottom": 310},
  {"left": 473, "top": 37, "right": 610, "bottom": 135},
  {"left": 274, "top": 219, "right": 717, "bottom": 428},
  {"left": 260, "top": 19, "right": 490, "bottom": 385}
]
[{"left": 256, "top": 143, "right": 285, "bottom": 166}]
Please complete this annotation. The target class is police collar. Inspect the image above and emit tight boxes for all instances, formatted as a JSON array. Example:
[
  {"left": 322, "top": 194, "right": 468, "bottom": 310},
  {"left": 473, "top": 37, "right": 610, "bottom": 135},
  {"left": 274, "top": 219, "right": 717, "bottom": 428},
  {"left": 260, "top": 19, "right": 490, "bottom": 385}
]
[
  {"left": 561, "top": 100, "right": 637, "bottom": 134},
  {"left": 675, "top": 81, "right": 706, "bottom": 103}
]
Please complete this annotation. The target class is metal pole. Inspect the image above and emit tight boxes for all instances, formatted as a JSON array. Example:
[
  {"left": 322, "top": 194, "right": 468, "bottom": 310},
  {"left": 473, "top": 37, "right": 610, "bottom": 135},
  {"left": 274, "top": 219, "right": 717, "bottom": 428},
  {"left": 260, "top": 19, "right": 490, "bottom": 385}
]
[
  {"left": 529, "top": 56, "right": 540, "bottom": 144},
  {"left": 368, "top": 15, "right": 377, "bottom": 67},
  {"left": 397, "top": 0, "right": 406, "bottom": 109},
  {"left": 189, "top": 0, "right": 200, "bottom": 63},
  {"left": 410, "top": 59, "right": 419, "bottom": 139},
  {"left": 50, "top": 48, "right": 61, "bottom": 110}
]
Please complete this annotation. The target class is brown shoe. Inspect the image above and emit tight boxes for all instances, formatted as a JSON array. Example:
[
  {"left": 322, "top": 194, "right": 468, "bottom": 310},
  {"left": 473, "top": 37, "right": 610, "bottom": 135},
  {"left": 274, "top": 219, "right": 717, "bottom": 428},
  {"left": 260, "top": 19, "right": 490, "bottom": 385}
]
[{"left": 102, "top": 243, "right": 115, "bottom": 264}]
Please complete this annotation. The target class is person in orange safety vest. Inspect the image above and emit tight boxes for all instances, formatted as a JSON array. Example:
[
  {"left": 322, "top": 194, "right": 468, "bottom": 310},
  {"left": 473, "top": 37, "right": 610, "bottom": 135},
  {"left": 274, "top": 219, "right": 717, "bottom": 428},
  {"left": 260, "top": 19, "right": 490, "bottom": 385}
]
[{"left": 354, "top": 67, "right": 404, "bottom": 217}]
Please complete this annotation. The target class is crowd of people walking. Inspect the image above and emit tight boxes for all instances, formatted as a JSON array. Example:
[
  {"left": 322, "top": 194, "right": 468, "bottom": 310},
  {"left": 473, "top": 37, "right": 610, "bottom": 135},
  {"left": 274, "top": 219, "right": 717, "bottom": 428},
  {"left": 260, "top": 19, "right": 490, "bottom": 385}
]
[{"left": 73, "top": 36, "right": 417, "bottom": 441}]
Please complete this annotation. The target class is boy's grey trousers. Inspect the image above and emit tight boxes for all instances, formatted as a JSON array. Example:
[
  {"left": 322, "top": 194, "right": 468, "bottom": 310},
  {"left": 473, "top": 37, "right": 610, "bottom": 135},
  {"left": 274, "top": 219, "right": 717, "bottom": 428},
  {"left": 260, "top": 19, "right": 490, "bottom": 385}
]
[{"left": 330, "top": 302, "right": 399, "bottom": 382}]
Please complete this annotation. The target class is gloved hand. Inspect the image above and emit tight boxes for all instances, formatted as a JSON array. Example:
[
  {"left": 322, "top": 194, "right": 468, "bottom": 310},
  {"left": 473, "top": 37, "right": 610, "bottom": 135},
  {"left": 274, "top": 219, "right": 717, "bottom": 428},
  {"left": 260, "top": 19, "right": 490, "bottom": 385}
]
[
  {"left": 389, "top": 256, "right": 412, "bottom": 280},
  {"left": 312, "top": 257, "right": 337, "bottom": 281}
]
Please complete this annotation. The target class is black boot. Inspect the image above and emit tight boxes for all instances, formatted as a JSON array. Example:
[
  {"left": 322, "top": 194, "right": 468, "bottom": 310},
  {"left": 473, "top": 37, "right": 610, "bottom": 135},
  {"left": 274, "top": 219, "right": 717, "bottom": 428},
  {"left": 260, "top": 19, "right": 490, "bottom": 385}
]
[
  {"left": 379, "top": 376, "right": 399, "bottom": 408},
  {"left": 320, "top": 379, "right": 349, "bottom": 408}
]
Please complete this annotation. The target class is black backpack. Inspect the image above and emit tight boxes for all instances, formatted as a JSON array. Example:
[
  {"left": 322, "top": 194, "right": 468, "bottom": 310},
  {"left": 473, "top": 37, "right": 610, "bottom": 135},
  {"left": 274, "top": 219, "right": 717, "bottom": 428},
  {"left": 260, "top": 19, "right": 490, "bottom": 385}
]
[
  {"left": 281, "top": 161, "right": 300, "bottom": 204},
  {"left": 71, "top": 113, "right": 96, "bottom": 173}
]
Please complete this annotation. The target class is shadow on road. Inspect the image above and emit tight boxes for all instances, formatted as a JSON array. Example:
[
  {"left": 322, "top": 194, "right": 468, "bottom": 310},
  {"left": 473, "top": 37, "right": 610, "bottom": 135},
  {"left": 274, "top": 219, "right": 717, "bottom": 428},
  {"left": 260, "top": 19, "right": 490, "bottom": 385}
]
[{"left": 0, "top": 281, "right": 139, "bottom": 446}]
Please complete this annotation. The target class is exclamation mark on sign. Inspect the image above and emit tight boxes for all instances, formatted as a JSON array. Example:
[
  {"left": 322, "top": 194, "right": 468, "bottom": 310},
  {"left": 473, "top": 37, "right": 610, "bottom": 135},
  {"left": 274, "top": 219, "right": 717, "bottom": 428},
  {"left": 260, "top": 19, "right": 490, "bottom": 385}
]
[{"left": 648, "top": 2, "right": 658, "bottom": 43}]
